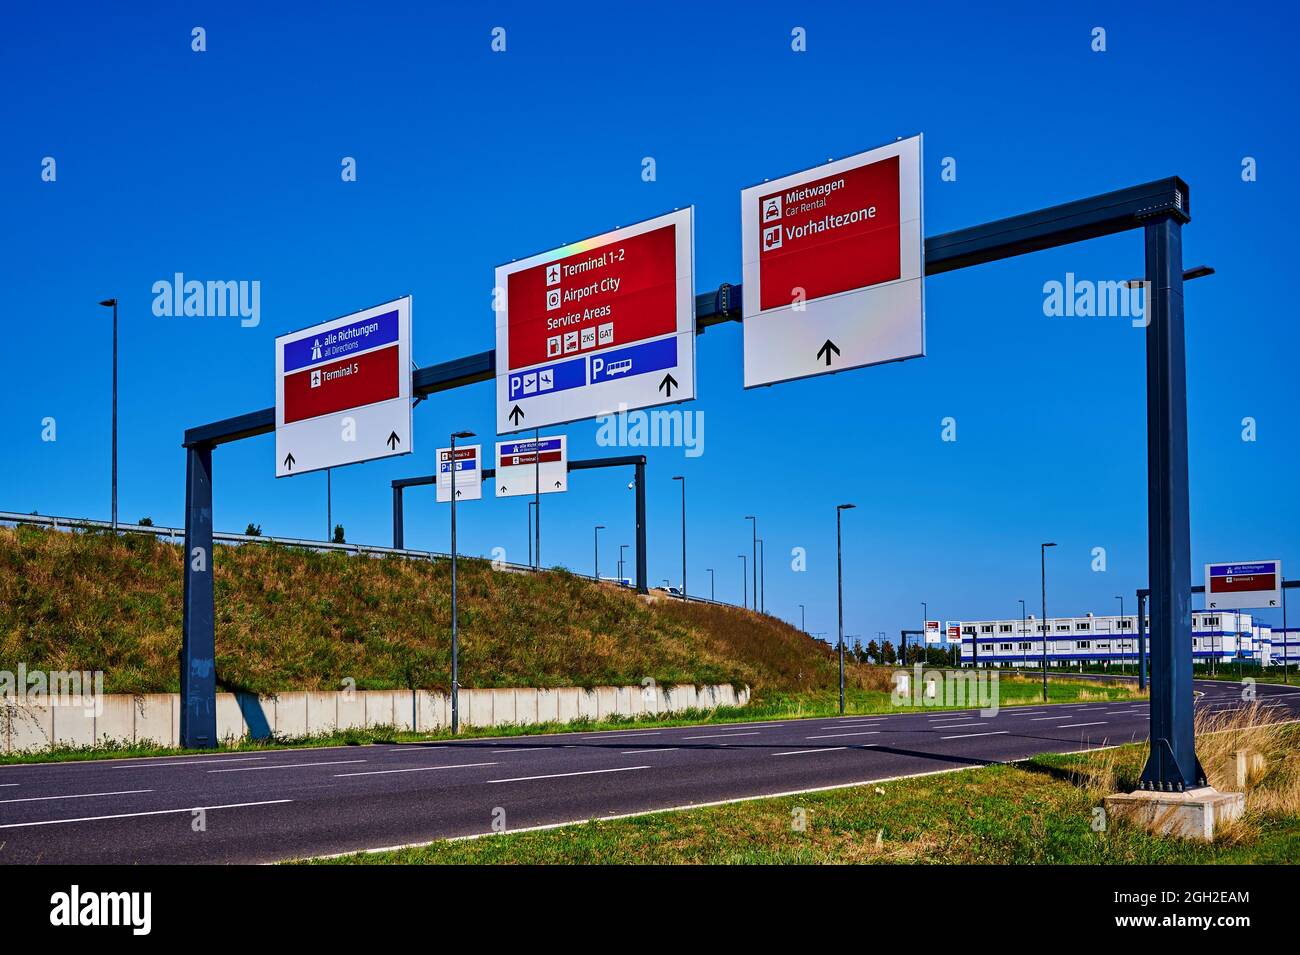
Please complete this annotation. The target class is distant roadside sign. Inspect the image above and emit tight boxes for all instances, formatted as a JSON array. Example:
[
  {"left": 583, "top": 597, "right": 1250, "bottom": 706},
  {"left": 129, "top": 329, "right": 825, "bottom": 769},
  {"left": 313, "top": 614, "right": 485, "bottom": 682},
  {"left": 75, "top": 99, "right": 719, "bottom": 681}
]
[
  {"left": 496, "top": 435, "right": 568, "bottom": 497},
  {"left": 741, "top": 136, "right": 924, "bottom": 388},
  {"left": 945, "top": 622, "right": 961, "bottom": 643},
  {"left": 436, "top": 445, "right": 482, "bottom": 503},
  {"left": 275, "top": 296, "right": 412, "bottom": 478},
  {"left": 1205, "top": 560, "right": 1282, "bottom": 610},
  {"left": 494, "top": 208, "right": 696, "bottom": 434},
  {"left": 925, "top": 619, "right": 941, "bottom": 644}
]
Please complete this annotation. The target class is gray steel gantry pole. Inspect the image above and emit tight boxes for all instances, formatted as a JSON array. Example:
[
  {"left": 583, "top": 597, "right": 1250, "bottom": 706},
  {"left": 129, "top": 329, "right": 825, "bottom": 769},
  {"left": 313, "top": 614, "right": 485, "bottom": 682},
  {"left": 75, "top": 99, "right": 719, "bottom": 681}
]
[{"left": 1139, "top": 210, "right": 1205, "bottom": 792}]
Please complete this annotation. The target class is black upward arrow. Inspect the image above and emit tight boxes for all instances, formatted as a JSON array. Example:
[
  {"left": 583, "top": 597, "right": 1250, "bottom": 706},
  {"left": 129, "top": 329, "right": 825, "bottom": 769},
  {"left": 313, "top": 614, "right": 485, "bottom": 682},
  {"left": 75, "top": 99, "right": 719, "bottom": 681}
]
[
  {"left": 509, "top": 405, "right": 525, "bottom": 426},
  {"left": 658, "top": 373, "right": 678, "bottom": 397},
  {"left": 554, "top": 480, "right": 562, "bottom": 488},
  {"left": 386, "top": 431, "right": 401, "bottom": 450},
  {"left": 817, "top": 339, "right": 841, "bottom": 366},
  {"left": 283, "top": 453, "right": 296, "bottom": 471},
  {"left": 500, "top": 485, "right": 508, "bottom": 494}
]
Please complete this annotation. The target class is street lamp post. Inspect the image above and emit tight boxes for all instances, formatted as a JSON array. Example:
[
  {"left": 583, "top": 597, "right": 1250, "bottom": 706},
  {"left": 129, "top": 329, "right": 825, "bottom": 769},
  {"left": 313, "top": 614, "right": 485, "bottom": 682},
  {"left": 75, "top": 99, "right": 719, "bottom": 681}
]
[
  {"left": 98, "top": 298, "right": 118, "bottom": 531},
  {"left": 745, "top": 516, "right": 757, "bottom": 610},
  {"left": 759, "top": 539, "right": 765, "bottom": 614},
  {"left": 618, "top": 544, "right": 628, "bottom": 585},
  {"left": 836, "top": 504, "right": 856, "bottom": 714},
  {"left": 738, "top": 555, "right": 747, "bottom": 609},
  {"left": 921, "top": 601, "right": 928, "bottom": 667},
  {"left": 528, "top": 501, "right": 535, "bottom": 567},
  {"left": 594, "top": 525, "right": 605, "bottom": 579},
  {"left": 449, "top": 430, "right": 475, "bottom": 735},
  {"left": 1115, "top": 595, "right": 1125, "bottom": 675},
  {"left": 1041, "top": 542, "right": 1056, "bottom": 702},
  {"left": 706, "top": 567, "right": 715, "bottom": 601},
  {"left": 799, "top": 603, "right": 806, "bottom": 633},
  {"left": 673, "top": 476, "right": 686, "bottom": 597},
  {"left": 1019, "top": 598, "right": 1027, "bottom": 670}
]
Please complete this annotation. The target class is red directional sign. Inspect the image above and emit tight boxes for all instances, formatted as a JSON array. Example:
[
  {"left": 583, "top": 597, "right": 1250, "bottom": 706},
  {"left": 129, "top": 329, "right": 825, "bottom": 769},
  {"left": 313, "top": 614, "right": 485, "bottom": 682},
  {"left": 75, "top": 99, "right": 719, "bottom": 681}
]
[
  {"left": 756, "top": 156, "right": 902, "bottom": 311},
  {"left": 504, "top": 224, "right": 678, "bottom": 371},
  {"left": 741, "top": 135, "right": 924, "bottom": 389}
]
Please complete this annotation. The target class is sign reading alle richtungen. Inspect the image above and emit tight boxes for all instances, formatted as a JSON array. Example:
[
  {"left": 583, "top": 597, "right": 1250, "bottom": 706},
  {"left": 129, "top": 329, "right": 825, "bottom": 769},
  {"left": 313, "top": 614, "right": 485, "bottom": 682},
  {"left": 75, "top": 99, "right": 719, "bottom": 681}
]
[
  {"left": 741, "top": 135, "right": 924, "bottom": 388},
  {"left": 274, "top": 296, "right": 412, "bottom": 478}
]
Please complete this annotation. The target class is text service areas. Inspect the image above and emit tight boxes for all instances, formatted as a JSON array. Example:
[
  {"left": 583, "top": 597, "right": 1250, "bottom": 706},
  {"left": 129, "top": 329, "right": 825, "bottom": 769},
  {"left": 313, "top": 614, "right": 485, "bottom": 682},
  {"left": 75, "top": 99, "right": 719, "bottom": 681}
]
[{"left": 494, "top": 208, "right": 696, "bottom": 434}]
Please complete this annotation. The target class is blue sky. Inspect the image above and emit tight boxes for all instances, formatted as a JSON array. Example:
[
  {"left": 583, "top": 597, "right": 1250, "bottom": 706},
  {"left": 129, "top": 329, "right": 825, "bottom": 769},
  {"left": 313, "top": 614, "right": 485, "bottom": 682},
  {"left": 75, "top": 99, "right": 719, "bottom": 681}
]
[{"left": 2, "top": 1, "right": 1296, "bottom": 645}]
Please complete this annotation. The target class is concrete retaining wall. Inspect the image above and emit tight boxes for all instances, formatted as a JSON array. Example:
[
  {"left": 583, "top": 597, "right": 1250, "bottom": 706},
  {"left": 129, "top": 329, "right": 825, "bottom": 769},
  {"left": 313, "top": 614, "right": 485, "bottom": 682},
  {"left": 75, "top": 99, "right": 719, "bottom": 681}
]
[{"left": 0, "top": 683, "right": 750, "bottom": 753}]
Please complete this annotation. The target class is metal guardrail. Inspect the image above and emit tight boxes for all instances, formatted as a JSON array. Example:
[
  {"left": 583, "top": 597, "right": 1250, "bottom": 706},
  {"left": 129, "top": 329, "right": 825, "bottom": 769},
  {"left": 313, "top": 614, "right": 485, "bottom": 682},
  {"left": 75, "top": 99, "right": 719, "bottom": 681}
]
[{"left": 0, "top": 509, "right": 744, "bottom": 610}]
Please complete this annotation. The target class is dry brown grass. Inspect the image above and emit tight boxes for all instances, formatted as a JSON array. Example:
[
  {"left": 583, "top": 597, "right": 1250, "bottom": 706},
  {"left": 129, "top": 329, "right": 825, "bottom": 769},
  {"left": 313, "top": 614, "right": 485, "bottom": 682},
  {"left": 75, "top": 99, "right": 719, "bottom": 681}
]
[{"left": 0, "top": 525, "right": 846, "bottom": 695}]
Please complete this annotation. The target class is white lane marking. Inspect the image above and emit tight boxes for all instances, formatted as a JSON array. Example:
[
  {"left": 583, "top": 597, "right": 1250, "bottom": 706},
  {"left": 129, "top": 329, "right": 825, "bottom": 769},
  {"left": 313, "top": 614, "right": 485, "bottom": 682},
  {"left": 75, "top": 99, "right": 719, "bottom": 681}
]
[
  {"left": 805, "top": 731, "right": 880, "bottom": 740},
  {"left": 681, "top": 732, "right": 761, "bottom": 740},
  {"left": 335, "top": 762, "right": 498, "bottom": 778},
  {"left": 1030, "top": 716, "right": 1073, "bottom": 721},
  {"left": 774, "top": 747, "right": 850, "bottom": 757},
  {"left": 488, "top": 766, "right": 651, "bottom": 784},
  {"left": 940, "top": 731, "right": 1009, "bottom": 740},
  {"left": 208, "top": 760, "right": 366, "bottom": 774},
  {"left": 581, "top": 732, "right": 661, "bottom": 740},
  {"left": 0, "top": 789, "right": 153, "bottom": 805},
  {"left": 621, "top": 748, "right": 678, "bottom": 755},
  {"left": 387, "top": 746, "right": 449, "bottom": 753},
  {"left": 112, "top": 757, "right": 268, "bottom": 769},
  {"left": 930, "top": 722, "right": 985, "bottom": 729},
  {"left": 0, "top": 783, "right": 19, "bottom": 788},
  {"left": 1058, "top": 722, "right": 1108, "bottom": 729},
  {"left": 0, "top": 799, "right": 293, "bottom": 830},
  {"left": 490, "top": 748, "right": 541, "bottom": 753}
]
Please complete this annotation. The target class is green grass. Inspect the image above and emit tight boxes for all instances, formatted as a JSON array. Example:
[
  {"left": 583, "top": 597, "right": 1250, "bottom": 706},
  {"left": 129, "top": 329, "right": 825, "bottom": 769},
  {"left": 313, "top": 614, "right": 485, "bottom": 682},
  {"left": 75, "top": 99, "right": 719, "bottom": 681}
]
[
  {"left": 308, "top": 725, "right": 1300, "bottom": 865},
  {"left": 0, "top": 677, "right": 1143, "bottom": 765},
  {"left": 0, "top": 525, "right": 846, "bottom": 695}
]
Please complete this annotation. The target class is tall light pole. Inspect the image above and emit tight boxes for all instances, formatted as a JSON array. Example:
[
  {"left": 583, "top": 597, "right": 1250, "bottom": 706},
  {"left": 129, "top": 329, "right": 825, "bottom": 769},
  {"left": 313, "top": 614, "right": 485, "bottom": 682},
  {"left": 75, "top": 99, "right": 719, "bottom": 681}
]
[
  {"left": 1041, "top": 542, "right": 1056, "bottom": 702},
  {"left": 799, "top": 603, "right": 806, "bottom": 633},
  {"left": 98, "top": 298, "right": 118, "bottom": 531},
  {"left": 673, "top": 476, "right": 686, "bottom": 596},
  {"left": 745, "top": 516, "right": 757, "bottom": 610},
  {"left": 836, "top": 504, "right": 856, "bottom": 714},
  {"left": 326, "top": 468, "right": 332, "bottom": 541},
  {"left": 594, "top": 525, "right": 605, "bottom": 579},
  {"left": 738, "top": 555, "right": 747, "bottom": 609},
  {"left": 618, "top": 544, "right": 628, "bottom": 585},
  {"left": 759, "top": 538, "right": 766, "bottom": 614},
  {"left": 533, "top": 428, "right": 541, "bottom": 568},
  {"left": 706, "top": 567, "right": 715, "bottom": 601},
  {"left": 921, "top": 601, "right": 928, "bottom": 667},
  {"left": 449, "top": 430, "right": 474, "bottom": 734},
  {"left": 527, "top": 500, "right": 535, "bottom": 567},
  {"left": 1019, "top": 598, "right": 1027, "bottom": 669},
  {"left": 1115, "top": 595, "right": 1125, "bottom": 674}
]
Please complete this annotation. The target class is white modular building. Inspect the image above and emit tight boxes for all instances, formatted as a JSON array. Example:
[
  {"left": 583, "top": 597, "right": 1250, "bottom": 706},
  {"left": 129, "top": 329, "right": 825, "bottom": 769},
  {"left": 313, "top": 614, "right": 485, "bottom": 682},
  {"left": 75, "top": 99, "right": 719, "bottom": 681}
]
[{"left": 957, "top": 611, "right": 1267, "bottom": 667}]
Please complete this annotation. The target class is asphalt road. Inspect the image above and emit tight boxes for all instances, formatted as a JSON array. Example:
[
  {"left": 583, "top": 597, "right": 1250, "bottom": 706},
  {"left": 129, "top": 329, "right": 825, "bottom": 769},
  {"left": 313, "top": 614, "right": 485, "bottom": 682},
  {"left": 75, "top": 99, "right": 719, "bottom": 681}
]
[{"left": 2, "top": 677, "right": 1296, "bottom": 864}]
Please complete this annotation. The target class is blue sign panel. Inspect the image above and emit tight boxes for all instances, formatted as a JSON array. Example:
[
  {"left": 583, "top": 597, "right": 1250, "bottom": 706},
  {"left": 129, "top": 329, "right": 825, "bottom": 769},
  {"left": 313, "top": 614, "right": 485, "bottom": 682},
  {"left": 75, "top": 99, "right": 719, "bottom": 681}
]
[
  {"left": 507, "top": 355, "right": 586, "bottom": 401},
  {"left": 590, "top": 337, "right": 677, "bottom": 384},
  {"left": 283, "top": 309, "right": 400, "bottom": 373}
]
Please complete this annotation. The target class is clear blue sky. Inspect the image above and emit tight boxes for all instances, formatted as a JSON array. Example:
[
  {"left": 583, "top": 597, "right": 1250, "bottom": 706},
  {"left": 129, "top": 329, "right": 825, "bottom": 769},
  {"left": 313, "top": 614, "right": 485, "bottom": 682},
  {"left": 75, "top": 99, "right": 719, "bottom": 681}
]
[{"left": 2, "top": 1, "right": 1296, "bottom": 645}]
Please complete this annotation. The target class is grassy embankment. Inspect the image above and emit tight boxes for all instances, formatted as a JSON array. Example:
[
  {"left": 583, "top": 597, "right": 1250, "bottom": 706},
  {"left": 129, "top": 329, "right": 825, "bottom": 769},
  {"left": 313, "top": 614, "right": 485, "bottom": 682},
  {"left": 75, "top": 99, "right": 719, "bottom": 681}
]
[
  {"left": 315, "top": 704, "right": 1300, "bottom": 865},
  {"left": 0, "top": 525, "right": 1143, "bottom": 764}
]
